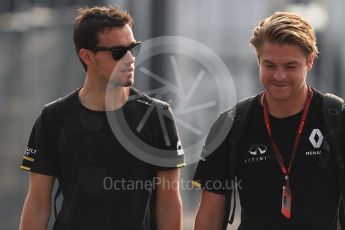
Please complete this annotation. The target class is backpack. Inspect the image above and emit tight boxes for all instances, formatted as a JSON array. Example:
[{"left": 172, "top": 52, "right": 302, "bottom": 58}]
[{"left": 222, "top": 92, "right": 345, "bottom": 230}]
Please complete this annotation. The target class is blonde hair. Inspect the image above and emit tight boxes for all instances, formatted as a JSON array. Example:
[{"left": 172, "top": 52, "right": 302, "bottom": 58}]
[{"left": 250, "top": 12, "right": 319, "bottom": 59}]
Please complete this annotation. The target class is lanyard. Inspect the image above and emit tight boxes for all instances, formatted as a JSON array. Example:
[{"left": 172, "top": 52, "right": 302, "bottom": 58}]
[{"left": 263, "top": 86, "right": 313, "bottom": 187}]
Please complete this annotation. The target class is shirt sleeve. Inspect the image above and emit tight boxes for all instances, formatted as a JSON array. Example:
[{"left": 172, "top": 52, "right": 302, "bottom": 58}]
[
  {"left": 150, "top": 104, "right": 185, "bottom": 170},
  {"left": 20, "top": 109, "right": 59, "bottom": 176},
  {"left": 193, "top": 112, "right": 231, "bottom": 195}
]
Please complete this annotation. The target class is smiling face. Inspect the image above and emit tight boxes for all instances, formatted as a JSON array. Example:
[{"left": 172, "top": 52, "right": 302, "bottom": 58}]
[
  {"left": 258, "top": 42, "right": 314, "bottom": 102},
  {"left": 92, "top": 24, "right": 136, "bottom": 87}
]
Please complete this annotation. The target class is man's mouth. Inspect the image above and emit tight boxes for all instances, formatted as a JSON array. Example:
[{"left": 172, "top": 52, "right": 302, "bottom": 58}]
[
  {"left": 272, "top": 83, "right": 288, "bottom": 87},
  {"left": 120, "top": 68, "right": 134, "bottom": 75}
]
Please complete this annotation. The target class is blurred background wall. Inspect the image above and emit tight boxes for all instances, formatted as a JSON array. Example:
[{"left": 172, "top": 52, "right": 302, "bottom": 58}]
[{"left": 0, "top": 0, "right": 344, "bottom": 229}]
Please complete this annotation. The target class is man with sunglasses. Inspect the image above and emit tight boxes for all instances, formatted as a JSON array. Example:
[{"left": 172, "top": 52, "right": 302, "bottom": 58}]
[{"left": 19, "top": 6, "right": 184, "bottom": 230}]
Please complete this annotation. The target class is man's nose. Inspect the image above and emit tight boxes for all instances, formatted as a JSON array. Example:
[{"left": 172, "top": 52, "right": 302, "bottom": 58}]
[
  {"left": 122, "top": 50, "right": 135, "bottom": 64},
  {"left": 273, "top": 67, "right": 287, "bottom": 80}
]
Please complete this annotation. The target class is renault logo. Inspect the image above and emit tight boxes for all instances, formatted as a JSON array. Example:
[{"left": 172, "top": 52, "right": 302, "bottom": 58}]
[
  {"left": 309, "top": 129, "right": 323, "bottom": 149},
  {"left": 249, "top": 144, "right": 267, "bottom": 156}
]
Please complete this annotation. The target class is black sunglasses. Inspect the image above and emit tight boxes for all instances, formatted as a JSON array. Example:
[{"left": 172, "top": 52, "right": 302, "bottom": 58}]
[{"left": 91, "top": 42, "right": 141, "bottom": 60}]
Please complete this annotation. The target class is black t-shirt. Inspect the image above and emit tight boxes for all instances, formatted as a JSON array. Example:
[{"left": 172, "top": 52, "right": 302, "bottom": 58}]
[
  {"left": 21, "top": 87, "right": 185, "bottom": 230},
  {"left": 194, "top": 88, "right": 344, "bottom": 230}
]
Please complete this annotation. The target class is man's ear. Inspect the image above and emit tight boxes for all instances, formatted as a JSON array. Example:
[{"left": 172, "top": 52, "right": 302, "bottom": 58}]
[
  {"left": 79, "top": 48, "right": 94, "bottom": 68},
  {"left": 306, "top": 52, "right": 315, "bottom": 71}
]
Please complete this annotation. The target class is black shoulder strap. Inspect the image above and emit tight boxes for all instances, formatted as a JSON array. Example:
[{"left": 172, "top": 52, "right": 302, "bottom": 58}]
[
  {"left": 43, "top": 97, "right": 64, "bottom": 219},
  {"left": 131, "top": 87, "right": 170, "bottom": 110},
  {"left": 222, "top": 95, "right": 256, "bottom": 230},
  {"left": 44, "top": 90, "right": 78, "bottom": 218},
  {"left": 322, "top": 93, "right": 345, "bottom": 229},
  {"left": 322, "top": 93, "right": 345, "bottom": 190},
  {"left": 43, "top": 98, "right": 62, "bottom": 121}
]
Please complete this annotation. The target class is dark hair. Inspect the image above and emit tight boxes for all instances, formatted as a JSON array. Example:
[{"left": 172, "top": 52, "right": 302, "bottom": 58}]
[{"left": 73, "top": 6, "right": 133, "bottom": 71}]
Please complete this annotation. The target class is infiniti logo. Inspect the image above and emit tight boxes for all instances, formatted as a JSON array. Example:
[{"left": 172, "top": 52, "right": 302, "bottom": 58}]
[{"left": 249, "top": 144, "right": 267, "bottom": 156}]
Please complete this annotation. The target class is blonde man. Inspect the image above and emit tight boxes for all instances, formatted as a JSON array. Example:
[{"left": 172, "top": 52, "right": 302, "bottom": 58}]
[{"left": 194, "top": 12, "right": 344, "bottom": 230}]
